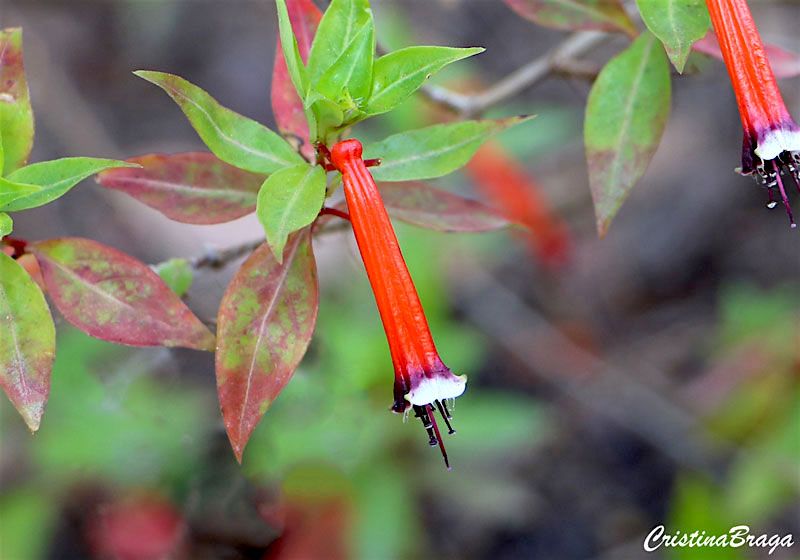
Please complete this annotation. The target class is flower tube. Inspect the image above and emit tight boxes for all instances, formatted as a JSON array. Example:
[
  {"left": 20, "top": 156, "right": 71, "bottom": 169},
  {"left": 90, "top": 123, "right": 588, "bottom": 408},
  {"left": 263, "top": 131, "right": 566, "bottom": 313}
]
[{"left": 330, "top": 139, "right": 466, "bottom": 469}]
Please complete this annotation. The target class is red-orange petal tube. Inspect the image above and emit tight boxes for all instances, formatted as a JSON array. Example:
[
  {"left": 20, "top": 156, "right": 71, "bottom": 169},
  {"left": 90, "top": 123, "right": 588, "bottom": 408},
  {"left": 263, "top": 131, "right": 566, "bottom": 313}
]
[
  {"left": 330, "top": 139, "right": 466, "bottom": 413},
  {"left": 705, "top": 0, "right": 800, "bottom": 225}
]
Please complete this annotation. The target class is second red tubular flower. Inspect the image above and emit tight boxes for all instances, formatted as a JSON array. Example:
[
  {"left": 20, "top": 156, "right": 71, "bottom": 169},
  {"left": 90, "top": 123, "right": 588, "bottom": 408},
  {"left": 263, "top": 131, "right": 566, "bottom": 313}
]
[{"left": 705, "top": 0, "right": 800, "bottom": 225}]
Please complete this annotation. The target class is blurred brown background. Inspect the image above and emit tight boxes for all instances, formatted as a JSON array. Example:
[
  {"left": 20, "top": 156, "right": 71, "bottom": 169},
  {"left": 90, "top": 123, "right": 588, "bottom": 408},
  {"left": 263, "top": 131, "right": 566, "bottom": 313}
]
[{"left": 1, "top": 1, "right": 798, "bottom": 559}]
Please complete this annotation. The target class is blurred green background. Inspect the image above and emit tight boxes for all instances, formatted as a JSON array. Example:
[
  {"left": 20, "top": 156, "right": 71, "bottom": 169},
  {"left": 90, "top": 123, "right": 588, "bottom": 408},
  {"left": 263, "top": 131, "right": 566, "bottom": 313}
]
[{"left": 1, "top": 1, "right": 798, "bottom": 559}]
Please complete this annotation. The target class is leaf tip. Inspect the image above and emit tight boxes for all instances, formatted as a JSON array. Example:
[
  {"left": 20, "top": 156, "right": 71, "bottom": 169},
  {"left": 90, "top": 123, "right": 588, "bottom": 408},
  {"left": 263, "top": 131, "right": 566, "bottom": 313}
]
[
  {"left": 224, "top": 421, "right": 248, "bottom": 463},
  {"left": 272, "top": 243, "right": 286, "bottom": 265},
  {"left": 232, "top": 446, "right": 244, "bottom": 464},
  {"left": 24, "top": 415, "right": 42, "bottom": 433},
  {"left": 596, "top": 216, "right": 610, "bottom": 238},
  {"left": 132, "top": 70, "right": 161, "bottom": 84},
  {"left": 19, "top": 399, "right": 45, "bottom": 433},
  {"left": 198, "top": 330, "right": 217, "bottom": 353}
]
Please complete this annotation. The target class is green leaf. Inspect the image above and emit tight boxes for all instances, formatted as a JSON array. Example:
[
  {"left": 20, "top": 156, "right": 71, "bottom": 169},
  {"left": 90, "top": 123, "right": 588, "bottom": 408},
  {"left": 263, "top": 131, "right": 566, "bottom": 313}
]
[
  {"left": 0, "top": 28, "right": 35, "bottom": 175},
  {"left": 636, "top": 0, "right": 710, "bottom": 73},
  {"left": 503, "top": 0, "right": 636, "bottom": 35},
  {"left": 0, "top": 250, "right": 55, "bottom": 432},
  {"left": 0, "top": 212, "right": 11, "bottom": 236},
  {"left": 153, "top": 258, "right": 193, "bottom": 297},
  {"left": 307, "top": 0, "right": 372, "bottom": 85},
  {"left": 0, "top": 176, "right": 39, "bottom": 208},
  {"left": 316, "top": 21, "right": 374, "bottom": 105},
  {"left": 2, "top": 157, "right": 138, "bottom": 212},
  {"left": 276, "top": 0, "right": 310, "bottom": 99},
  {"left": 135, "top": 71, "right": 304, "bottom": 174},
  {"left": 30, "top": 237, "right": 216, "bottom": 351},
  {"left": 584, "top": 32, "right": 670, "bottom": 236},
  {"left": 215, "top": 230, "right": 318, "bottom": 462},
  {"left": 0, "top": 127, "right": 5, "bottom": 173},
  {"left": 256, "top": 163, "right": 326, "bottom": 262},
  {"left": 366, "top": 46, "right": 484, "bottom": 116},
  {"left": 365, "top": 116, "right": 535, "bottom": 182}
]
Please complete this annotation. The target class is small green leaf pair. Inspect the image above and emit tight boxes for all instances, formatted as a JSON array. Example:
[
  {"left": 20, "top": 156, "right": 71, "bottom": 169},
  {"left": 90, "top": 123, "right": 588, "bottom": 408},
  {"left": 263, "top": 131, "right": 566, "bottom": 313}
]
[{"left": 276, "top": 0, "right": 482, "bottom": 144}]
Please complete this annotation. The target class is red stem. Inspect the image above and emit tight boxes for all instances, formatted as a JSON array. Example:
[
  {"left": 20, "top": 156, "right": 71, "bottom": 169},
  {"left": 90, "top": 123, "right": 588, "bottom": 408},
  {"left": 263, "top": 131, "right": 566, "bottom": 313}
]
[{"left": 318, "top": 207, "right": 351, "bottom": 221}]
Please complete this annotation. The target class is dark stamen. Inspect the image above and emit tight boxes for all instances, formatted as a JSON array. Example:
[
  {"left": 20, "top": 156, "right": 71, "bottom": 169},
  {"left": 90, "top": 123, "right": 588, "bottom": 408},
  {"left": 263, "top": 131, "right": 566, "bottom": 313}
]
[
  {"left": 435, "top": 399, "right": 456, "bottom": 434},
  {"left": 413, "top": 405, "right": 437, "bottom": 446},
  {"left": 427, "top": 404, "right": 451, "bottom": 470},
  {"left": 413, "top": 402, "right": 457, "bottom": 470},
  {"left": 773, "top": 160, "right": 797, "bottom": 228},
  {"left": 789, "top": 163, "right": 800, "bottom": 194}
]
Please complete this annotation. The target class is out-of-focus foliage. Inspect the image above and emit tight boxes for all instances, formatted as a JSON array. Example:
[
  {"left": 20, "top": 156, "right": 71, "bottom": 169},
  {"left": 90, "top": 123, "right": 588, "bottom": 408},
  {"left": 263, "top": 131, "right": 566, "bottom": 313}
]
[{"left": 668, "top": 285, "right": 799, "bottom": 559}]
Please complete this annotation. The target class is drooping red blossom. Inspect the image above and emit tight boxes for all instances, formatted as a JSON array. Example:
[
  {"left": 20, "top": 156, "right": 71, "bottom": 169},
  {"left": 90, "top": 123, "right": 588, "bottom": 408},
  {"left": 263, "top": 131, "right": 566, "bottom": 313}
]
[
  {"left": 705, "top": 0, "right": 800, "bottom": 226},
  {"left": 329, "top": 139, "right": 466, "bottom": 469}
]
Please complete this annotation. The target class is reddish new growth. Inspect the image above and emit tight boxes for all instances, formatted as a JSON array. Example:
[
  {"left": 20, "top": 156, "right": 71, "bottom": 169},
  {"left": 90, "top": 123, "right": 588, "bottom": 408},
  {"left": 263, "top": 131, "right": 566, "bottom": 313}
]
[
  {"left": 323, "top": 139, "right": 466, "bottom": 469},
  {"left": 705, "top": 0, "right": 800, "bottom": 226}
]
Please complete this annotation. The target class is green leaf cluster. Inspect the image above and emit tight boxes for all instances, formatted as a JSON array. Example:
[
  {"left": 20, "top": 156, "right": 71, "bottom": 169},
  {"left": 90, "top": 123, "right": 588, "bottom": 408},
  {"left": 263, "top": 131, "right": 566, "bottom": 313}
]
[
  {"left": 134, "top": 0, "right": 531, "bottom": 263},
  {"left": 277, "top": 0, "right": 483, "bottom": 144}
]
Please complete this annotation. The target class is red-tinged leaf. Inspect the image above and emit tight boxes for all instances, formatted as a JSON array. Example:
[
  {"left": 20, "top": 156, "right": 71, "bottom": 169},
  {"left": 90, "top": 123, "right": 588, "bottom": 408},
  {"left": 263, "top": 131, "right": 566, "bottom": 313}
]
[
  {"left": 692, "top": 32, "right": 800, "bottom": 79},
  {"left": 503, "top": 0, "right": 636, "bottom": 35},
  {"left": 584, "top": 32, "right": 671, "bottom": 236},
  {"left": 29, "top": 238, "right": 215, "bottom": 350},
  {"left": 465, "top": 141, "right": 572, "bottom": 267},
  {"left": 97, "top": 153, "right": 264, "bottom": 224},
  {"left": 271, "top": 0, "right": 322, "bottom": 160},
  {"left": 216, "top": 228, "right": 318, "bottom": 462},
  {"left": 0, "top": 250, "right": 55, "bottom": 432},
  {"left": 0, "top": 28, "right": 35, "bottom": 175},
  {"left": 377, "top": 180, "right": 511, "bottom": 233}
]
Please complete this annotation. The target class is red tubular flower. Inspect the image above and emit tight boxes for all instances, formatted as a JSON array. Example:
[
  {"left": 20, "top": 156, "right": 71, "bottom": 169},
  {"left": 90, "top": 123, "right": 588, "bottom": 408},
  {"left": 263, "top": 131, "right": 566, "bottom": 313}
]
[
  {"left": 705, "top": 0, "right": 800, "bottom": 226},
  {"left": 330, "top": 139, "right": 466, "bottom": 469}
]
